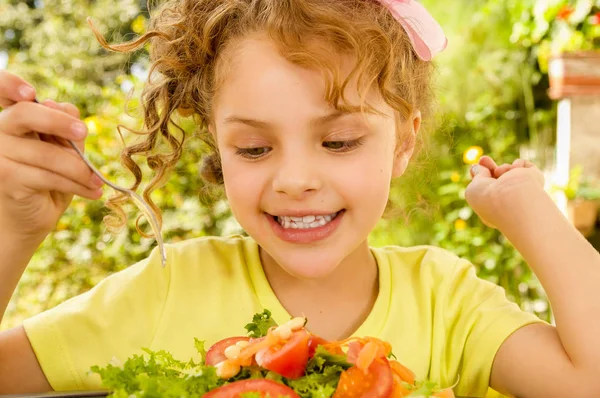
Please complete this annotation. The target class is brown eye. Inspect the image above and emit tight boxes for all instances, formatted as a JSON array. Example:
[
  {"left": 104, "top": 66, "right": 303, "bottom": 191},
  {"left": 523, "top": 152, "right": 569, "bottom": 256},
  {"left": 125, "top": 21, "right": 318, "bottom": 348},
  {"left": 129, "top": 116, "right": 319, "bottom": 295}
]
[
  {"left": 323, "top": 141, "right": 345, "bottom": 150},
  {"left": 235, "top": 147, "right": 271, "bottom": 159},
  {"left": 323, "top": 138, "right": 365, "bottom": 152}
]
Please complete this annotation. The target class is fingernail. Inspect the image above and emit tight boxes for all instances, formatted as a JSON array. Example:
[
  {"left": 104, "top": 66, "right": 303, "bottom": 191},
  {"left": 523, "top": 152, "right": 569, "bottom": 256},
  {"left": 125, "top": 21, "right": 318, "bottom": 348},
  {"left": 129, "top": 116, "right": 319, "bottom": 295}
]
[
  {"left": 93, "top": 188, "right": 104, "bottom": 199},
  {"left": 19, "top": 85, "right": 35, "bottom": 100},
  {"left": 91, "top": 174, "right": 104, "bottom": 188},
  {"left": 471, "top": 165, "right": 480, "bottom": 175},
  {"left": 71, "top": 121, "right": 88, "bottom": 139},
  {"left": 44, "top": 99, "right": 58, "bottom": 108}
]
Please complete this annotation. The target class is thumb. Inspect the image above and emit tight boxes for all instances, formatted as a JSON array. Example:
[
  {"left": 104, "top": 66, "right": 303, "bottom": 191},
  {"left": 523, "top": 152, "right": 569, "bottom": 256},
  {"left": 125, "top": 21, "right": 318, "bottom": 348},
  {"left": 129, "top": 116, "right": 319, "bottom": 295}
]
[{"left": 470, "top": 164, "right": 493, "bottom": 179}]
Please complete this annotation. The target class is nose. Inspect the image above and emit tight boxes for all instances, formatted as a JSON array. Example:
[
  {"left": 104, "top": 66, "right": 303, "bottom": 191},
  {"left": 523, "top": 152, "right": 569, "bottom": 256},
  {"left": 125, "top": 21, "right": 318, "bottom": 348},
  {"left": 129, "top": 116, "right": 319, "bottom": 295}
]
[{"left": 272, "top": 150, "right": 322, "bottom": 199}]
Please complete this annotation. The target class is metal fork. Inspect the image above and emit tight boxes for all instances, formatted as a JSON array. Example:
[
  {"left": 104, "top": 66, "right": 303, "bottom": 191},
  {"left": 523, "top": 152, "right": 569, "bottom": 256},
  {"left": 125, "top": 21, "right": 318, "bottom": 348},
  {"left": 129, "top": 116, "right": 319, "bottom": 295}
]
[{"left": 34, "top": 98, "right": 167, "bottom": 267}]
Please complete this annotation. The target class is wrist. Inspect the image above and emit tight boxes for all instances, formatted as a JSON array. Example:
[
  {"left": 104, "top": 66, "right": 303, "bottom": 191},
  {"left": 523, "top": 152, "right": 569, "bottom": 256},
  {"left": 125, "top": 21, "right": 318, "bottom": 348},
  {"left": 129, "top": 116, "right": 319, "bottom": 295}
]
[
  {"left": 0, "top": 221, "right": 47, "bottom": 253},
  {"left": 495, "top": 187, "right": 562, "bottom": 235},
  {"left": 493, "top": 185, "right": 555, "bottom": 231},
  {"left": 0, "top": 211, "right": 50, "bottom": 248}
]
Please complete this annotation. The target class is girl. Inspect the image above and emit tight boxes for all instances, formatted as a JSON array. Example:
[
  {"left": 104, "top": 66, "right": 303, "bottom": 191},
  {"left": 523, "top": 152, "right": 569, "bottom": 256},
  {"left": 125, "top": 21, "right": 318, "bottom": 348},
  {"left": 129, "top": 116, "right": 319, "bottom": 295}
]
[{"left": 0, "top": 0, "right": 599, "bottom": 396}]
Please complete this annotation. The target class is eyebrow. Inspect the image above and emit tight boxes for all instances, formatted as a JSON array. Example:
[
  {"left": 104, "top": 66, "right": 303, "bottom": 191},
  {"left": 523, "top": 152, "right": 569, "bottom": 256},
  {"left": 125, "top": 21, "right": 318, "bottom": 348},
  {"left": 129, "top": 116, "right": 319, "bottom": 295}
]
[{"left": 223, "top": 110, "right": 365, "bottom": 129}]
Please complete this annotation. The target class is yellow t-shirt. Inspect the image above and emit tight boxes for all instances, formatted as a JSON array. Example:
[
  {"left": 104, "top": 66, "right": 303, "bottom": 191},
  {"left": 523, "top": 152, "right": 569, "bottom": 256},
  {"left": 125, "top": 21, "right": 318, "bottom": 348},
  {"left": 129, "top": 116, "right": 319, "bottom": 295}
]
[{"left": 23, "top": 235, "right": 544, "bottom": 396}]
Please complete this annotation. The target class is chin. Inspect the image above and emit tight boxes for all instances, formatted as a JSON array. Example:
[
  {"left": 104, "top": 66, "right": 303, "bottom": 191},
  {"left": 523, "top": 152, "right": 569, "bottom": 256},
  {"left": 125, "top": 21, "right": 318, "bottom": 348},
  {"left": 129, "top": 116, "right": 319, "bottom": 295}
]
[{"left": 268, "top": 247, "right": 344, "bottom": 280}]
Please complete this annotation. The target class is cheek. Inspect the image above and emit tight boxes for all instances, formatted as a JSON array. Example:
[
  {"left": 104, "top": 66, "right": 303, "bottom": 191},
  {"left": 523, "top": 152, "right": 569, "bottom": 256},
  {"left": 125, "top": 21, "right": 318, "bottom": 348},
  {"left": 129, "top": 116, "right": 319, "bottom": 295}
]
[
  {"left": 221, "top": 154, "right": 266, "bottom": 218},
  {"left": 338, "top": 143, "right": 394, "bottom": 197},
  {"left": 221, "top": 155, "right": 250, "bottom": 207}
]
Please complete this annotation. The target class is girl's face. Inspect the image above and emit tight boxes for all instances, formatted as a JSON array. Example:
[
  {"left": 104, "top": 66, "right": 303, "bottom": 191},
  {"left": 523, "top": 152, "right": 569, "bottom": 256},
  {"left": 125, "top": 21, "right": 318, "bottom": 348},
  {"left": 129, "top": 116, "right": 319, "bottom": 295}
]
[{"left": 212, "top": 37, "right": 418, "bottom": 279}]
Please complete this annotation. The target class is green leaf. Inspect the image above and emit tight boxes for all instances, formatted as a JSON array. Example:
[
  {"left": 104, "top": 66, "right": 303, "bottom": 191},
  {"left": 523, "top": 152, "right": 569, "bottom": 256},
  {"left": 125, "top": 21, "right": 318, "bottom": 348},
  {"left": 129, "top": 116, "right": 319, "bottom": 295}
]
[
  {"left": 245, "top": 310, "right": 279, "bottom": 338},
  {"left": 194, "top": 339, "right": 207, "bottom": 364}
]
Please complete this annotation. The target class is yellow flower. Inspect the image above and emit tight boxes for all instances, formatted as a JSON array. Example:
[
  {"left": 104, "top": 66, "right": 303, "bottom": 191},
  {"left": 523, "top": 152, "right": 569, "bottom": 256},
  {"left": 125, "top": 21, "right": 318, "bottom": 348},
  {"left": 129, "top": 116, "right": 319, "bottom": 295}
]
[
  {"left": 84, "top": 116, "right": 98, "bottom": 134},
  {"left": 463, "top": 146, "right": 484, "bottom": 165},
  {"left": 450, "top": 172, "right": 461, "bottom": 183},
  {"left": 131, "top": 15, "right": 146, "bottom": 34},
  {"left": 454, "top": 219, "right": 467, "bottom": 230}
]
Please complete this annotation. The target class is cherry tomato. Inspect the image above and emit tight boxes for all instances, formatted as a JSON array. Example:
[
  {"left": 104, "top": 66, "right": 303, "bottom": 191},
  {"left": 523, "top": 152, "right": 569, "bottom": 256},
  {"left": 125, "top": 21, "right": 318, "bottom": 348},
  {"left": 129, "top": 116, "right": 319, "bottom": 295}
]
[
  {"left": 256, "top": 330, "right": 310, "bottom": 379},
  {"left": 333, "top": 358, "right": 394, "bottom": 398},
  {"left": 203, "top": 379, "right": 300, "bottom": 398},
  {"left": 205, "top": 337, "right": 250, "bottom": 366}
]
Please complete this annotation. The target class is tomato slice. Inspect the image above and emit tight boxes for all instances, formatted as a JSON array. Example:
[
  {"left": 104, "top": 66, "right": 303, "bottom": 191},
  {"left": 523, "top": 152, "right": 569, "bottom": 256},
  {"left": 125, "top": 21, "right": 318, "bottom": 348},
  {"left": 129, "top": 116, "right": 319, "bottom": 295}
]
[
  {"left": 307, "top": 335, "right": 329, "bottom": 357},
  {"left": 255, "top": 330, "right": 310, "bottom": 379},
  {"left": 333, "top": 358, "right": 393, "bottom": 398},
  {"left": 206, "top": 337, "right": 250, "bottom": 366},
  {"left": 203, "top": 379, "right": 300, "bottom": 398}
]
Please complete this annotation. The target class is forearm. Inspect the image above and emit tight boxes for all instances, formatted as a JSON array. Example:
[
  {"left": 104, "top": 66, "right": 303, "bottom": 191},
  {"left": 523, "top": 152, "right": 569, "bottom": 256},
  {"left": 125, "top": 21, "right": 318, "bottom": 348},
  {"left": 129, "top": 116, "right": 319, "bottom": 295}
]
[
  {"left": 499, "top": 190, "right": 600, "bottom": 372},
  {"left": 0, "top": 230, "right": 42, "bottom": 325}
]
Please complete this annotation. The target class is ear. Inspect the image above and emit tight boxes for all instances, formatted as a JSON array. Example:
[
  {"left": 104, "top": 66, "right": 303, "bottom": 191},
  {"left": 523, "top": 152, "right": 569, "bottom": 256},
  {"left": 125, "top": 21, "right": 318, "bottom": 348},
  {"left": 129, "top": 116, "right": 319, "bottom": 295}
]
[
  {"left": 392, "top": 110, "right": 421, "bottom": 178},
  {"left": 177, "top": 107, "right": 195, "bottom": 117}
]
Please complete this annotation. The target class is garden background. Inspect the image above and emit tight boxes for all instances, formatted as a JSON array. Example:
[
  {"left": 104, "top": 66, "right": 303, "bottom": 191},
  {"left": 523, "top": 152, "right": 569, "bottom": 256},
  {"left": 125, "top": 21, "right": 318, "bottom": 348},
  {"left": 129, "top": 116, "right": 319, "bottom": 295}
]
[{"left": 2, "top": 0, "right": 600, "bottom": 330}]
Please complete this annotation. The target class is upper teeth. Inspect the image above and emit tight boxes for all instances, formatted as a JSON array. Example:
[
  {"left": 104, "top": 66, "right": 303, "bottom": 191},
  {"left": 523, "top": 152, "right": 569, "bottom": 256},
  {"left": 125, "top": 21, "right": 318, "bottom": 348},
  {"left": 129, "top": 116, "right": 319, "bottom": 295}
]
[{"left": 277, "top": 213, "right": 337, "bottom": 229}]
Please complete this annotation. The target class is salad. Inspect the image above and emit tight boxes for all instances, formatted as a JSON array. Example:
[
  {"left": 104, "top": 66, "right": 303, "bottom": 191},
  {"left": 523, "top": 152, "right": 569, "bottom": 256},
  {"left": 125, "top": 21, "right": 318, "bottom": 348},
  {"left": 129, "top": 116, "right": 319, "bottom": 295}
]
[{"left": 92, "top": 310, "right": 455, "bottom": 397}]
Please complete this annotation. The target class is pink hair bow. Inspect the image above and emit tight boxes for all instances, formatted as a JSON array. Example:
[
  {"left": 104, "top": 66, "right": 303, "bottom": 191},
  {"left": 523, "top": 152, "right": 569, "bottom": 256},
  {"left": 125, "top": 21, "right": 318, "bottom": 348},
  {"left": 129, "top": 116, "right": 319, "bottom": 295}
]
[{"left": 376, "top": 0, "right": 448, "bottom": 61}]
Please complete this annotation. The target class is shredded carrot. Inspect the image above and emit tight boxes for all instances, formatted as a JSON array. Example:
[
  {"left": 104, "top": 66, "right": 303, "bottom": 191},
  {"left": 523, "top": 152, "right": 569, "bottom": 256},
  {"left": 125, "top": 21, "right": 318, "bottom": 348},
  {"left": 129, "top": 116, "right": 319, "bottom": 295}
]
[
  {"left": 390, "top": 374, "right": 413, "bottom": 398},
  {"left": 433, "top": 388, "right": 456, "bottom": 398},
  {"left": 389, "top": 360, "right": 416, "bottom": 385},
  {"left": 238, "top": 332, "right": 280, "bottom": 360},
  {"left": 356, "top": 341, "right": 379, "bottom": 371}
]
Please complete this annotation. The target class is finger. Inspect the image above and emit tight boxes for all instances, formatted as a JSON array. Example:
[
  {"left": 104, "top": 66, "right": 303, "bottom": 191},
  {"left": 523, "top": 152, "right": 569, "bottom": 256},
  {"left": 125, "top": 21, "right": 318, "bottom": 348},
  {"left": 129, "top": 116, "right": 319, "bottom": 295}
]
[
  {"left": 37, "top": 100, "right": 84, "bottom": 154},
  {"left": 0, "top": 101, "right": 88, "bottom": 141},
  {"left": 0, "top": 70, "right": 37, "bottom": 108},
  {"left": 512, "top": 159, "right": 526, "bottom": 168},
  {"left": 58, "top": 102, "right": 81, "bottom": 119},
  {"left": 0, "top": 158, "right": 103, "bottom": 201},
  {"left": 479, "top": 156, "right": 498, "bottom": 171},
  {"left": 494, "top": 163, "right": 513, "bottom": 178},
  {"left": 470, "top": 164, "right": 493, "bottom": 179},
  {"left": 0, "top": 134, "right": 103, "bottom": 190},
  {"left": 57, "top": 102, "right": 85, "bottom": 152}
]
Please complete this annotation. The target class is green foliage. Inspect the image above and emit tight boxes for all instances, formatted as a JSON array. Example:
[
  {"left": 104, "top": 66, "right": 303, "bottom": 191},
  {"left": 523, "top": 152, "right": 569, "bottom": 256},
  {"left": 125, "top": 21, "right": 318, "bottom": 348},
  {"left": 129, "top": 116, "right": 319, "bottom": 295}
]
[
  {"left": 555, "top": 165, "right": 600, "bottom": 200},
  {"left": 511, "top": 0, "right": 600, "bottom": 72}
]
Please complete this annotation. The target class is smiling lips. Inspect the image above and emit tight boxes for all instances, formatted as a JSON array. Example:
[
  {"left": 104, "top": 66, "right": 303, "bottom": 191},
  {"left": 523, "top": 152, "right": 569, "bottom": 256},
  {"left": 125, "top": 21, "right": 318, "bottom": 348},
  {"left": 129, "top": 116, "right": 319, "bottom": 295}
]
[
  {"left": 267, "top": 210, "right": 345, "bottom": 243},
  {"left": 276, "top": 212, "right": 339, "bottom": 229}
]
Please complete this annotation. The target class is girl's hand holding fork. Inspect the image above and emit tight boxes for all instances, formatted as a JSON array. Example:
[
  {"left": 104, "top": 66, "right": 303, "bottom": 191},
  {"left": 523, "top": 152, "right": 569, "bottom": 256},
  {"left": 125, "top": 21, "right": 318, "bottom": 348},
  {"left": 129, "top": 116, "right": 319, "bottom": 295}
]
[{"left": 0, "top": 70, "right": 103, "bottom": 242}]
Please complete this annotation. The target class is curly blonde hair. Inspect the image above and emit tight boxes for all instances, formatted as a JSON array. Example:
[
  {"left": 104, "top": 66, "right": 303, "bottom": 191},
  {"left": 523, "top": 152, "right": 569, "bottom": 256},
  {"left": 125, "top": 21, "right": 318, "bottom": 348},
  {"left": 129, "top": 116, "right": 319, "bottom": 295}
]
[{"left": 91, "top": 0, "right": 435, "bottom": 234}]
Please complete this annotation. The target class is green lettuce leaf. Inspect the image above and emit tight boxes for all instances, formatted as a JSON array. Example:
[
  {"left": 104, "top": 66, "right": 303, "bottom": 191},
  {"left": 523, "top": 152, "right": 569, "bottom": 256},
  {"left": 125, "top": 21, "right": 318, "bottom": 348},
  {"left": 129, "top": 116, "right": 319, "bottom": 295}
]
[
  {"left": 285, "top": 345, "right": 351, "bottom": 398},
  {"left": 90, "top": 348, "right": 223, "bottom": 396}
]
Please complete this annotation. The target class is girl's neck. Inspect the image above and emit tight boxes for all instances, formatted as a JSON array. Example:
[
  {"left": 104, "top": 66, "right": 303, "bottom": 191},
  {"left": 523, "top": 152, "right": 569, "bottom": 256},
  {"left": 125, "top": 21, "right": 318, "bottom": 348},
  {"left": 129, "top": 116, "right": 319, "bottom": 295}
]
[{"left": 259, "top": 240, "right": 379, "bottom": 341}]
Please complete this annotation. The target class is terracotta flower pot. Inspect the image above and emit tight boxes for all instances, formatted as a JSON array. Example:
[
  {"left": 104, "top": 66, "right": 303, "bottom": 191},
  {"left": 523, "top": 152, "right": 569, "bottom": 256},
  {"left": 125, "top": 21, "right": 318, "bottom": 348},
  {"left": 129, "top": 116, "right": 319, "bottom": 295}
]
[
  {"left": 567, "top": 199, "right": 599, "bottom": 237},
  {"left": 548, "top": 51, "right": 600, "bottom": 99}
]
